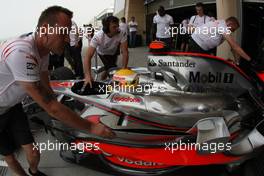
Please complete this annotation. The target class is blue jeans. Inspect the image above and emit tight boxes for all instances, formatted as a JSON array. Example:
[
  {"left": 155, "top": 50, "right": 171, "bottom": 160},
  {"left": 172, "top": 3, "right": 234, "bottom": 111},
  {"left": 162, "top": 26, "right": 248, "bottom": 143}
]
[{"left": 129, "top": 31, "right": 137, "bottom": 48}]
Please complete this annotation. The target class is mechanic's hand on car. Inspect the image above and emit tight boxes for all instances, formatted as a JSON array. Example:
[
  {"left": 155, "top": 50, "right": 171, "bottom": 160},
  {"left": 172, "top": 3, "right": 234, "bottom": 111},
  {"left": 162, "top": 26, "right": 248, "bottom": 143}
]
[
  {"left": 90, "top": 123, "right": 115, "bottom": 138},
  {"left": 84, "top": 73, "right": 94, "bottom": 88},
  {"left": 227, "top": 58, "right": 240, "bottom": 65}
]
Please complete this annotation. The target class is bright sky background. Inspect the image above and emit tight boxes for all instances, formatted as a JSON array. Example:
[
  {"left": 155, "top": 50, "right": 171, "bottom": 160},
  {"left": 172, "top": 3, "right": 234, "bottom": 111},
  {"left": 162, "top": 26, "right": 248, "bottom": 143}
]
[{"left": 0, "top": 0, "right": 114, "bottom": 40}]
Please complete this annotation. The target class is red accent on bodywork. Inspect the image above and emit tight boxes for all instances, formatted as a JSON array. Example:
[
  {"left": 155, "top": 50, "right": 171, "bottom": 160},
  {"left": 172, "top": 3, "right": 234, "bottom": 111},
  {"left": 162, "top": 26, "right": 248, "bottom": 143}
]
[
  {"left": 74, "top": 140, "right": 102, "bottom": 155},
  {"left": 104, "top": 155, "right": 171, "bottom": 169},
  {"left": 85, "top": 115, "right": 101, "bottom": 124},
  {"left": 50, "top": 81, "right": 75, "bottom": 88},
  {"left": 257, "top": 72, "right": 264, "bottom": 82},
  {"left": 82, "top": 105, "right": 189, "bottom": 132},
  {"left": 75, "top": 141, "right": 240, "bottom": 166}
]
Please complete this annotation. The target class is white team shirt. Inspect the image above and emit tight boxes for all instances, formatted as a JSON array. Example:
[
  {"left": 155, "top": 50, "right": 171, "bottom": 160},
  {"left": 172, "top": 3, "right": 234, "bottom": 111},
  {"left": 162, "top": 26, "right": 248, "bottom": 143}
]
[
  {"left": 181, "top": 19, "right": 190, "bottom": 32},
  {"left": 189, "top": 15, "right": 210, "bottom": 27},
  {"left": 128, "top": 21, "right": 138, "bottom": 32},
  {"left": 119, "top": 22, "right": 128, "bottom": 35},
  {"left": 191, "top": 20, "right": 231, "bottom": 51},
  {"left": 0, "top": 33, "right": 49, "bottom": 115},
  {"left": 90, "top": 30, "right": 127, "bottom": 55},
  {"left": 153, "top": 14, "right": 174, "bottom": 38}
]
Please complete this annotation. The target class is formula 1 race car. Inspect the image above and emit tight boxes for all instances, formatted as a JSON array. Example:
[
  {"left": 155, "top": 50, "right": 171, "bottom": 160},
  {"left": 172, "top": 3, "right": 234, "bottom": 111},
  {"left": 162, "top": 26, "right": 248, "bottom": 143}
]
[{"left": 24, "top": 42, "right": 264, "bottom": 176}]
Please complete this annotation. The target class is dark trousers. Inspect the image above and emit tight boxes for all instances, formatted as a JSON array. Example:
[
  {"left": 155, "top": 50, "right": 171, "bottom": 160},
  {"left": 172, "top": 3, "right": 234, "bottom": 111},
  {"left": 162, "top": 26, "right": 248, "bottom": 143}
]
[
  {"left": 64, "top": 43, "right": 84, "bottom": 78},
  {"left": 48, "top": 53, "right": 64, "bottom": 70},
  {"left": 129, "top": 31, "right": 137, "bottom": 48},
  {"left": 188, "top": 38, "right": 210, "bottom": 54},
  {"left": 0, "top": 104, "right": 34, "bottom": 156},
  {"left": 98, "top": 54, "right": 118, "bottom": 71},
  {"left": 156, "top": 37, "right": 172, "bottom": 48}
]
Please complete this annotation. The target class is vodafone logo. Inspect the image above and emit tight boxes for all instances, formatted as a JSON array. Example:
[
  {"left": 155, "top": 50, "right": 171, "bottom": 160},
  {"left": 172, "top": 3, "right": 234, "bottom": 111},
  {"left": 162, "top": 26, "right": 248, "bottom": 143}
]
[
  {"left": 117, "top": 157, "right": 163, "bottom": 166},
  {"left": 113, "top": 96, "right": 142, "bottom": 103},
  {"left": 113, "top": 75, "right": 126, "bottom": 81}
]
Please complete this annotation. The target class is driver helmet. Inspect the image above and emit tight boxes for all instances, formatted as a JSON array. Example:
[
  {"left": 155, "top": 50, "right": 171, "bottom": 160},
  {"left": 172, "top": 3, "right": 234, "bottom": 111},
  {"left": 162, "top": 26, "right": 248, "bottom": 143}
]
[{"left": 112, "top": 69, "right": 139, "bottom": 88}]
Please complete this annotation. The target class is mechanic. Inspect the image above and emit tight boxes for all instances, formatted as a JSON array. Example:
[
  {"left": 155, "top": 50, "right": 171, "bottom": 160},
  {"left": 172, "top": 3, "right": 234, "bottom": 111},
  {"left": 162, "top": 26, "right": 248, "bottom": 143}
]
[
  {"left": 84, "top": 15, "right": 129, "bottom": 87},
  {"left": 152, "top": 6, "right": 174, "bottom": 47},
  {"left": 119, "top": 17, "right": 128, "bottom": 36},
  {"left": 188, "top": 2, "right": 211, "bottom": 33},
  {"left": 128, "top": 16, "right": 138, "bottom": 48},
  {"left": 188, "top": 16, "right": 251, "bottom": 63},
  {"left": 0, "top": 6, "right": 114, "bottom": 176},
  {"left": 65, "top": 20, "right": 84, "bottom": 78}
]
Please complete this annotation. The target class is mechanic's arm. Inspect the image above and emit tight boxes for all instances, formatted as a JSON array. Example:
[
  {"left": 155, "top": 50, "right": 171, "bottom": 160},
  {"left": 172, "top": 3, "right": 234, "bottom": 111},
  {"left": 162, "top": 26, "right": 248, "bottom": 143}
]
[
  {"left": 120, "top": 41, "right": 128, "bottom": 68},
  {"left": 83, "top": 46, "right": 96, "bottom": 86},
  {"left": 40, "top": 71, "right": 54, "bottom": 94},
  {"left": 19, "top": 81, "right": 113, "bottom": 137},
  {"left": 224, "top": 34, "right": 251, "bottom": 61},
  {"left": 130, "top": 24, "right": 137, "bottom": 28},
  {"left": 230, "top": 48, "right": 241, "bottom": 65},
  {"left": 129, "top": 23, "right": 137, "bottom": 28}
]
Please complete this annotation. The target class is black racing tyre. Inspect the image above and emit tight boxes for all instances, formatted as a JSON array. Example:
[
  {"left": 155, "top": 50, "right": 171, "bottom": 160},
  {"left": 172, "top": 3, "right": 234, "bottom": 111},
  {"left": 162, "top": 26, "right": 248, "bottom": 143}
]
[
  {"left": 242, "top": 152, "right": 264, "bottom": 176},
  {"left": 50, "top": 67, "right": 75, "bottom": 80}
]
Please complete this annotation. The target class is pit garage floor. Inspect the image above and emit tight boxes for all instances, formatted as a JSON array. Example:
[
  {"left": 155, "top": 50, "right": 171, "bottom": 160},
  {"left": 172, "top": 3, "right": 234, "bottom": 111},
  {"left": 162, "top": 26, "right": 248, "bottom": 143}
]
[{"left": 1, "top": 129, "right": 111, "bottom": 176}]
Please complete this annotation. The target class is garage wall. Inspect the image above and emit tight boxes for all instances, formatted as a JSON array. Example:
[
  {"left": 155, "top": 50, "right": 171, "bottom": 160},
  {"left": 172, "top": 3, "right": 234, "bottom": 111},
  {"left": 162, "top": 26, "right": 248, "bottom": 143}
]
[
  {"left": 125, "top": 0, "right": 146, "bottom": 44},
  {"left": 114, "top": 0, "right": 125, "bottom": 18}
]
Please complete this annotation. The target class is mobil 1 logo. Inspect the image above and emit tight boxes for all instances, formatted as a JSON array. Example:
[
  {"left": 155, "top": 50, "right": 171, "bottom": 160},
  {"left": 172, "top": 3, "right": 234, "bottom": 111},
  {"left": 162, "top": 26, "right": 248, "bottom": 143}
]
[{"left": 189, "top": 72, "right": 234, "bottom": 84}]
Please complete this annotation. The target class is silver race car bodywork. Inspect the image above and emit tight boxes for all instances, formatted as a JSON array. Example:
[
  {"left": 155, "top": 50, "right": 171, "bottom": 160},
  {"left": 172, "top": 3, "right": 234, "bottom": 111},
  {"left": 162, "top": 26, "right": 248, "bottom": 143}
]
[{"left": 24, "top": 52, "right": 264, "bottom": 175}]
